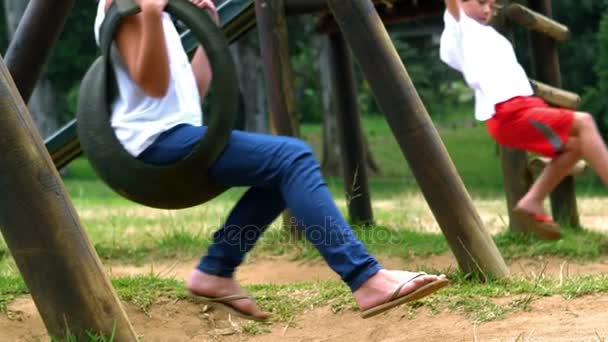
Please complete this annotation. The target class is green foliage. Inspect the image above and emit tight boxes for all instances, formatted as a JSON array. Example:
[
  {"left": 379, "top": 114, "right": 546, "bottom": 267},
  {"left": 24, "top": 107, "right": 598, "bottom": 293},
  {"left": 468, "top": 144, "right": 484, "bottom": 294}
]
[
  {"left": 553, "top": 0, "right": 608, "bottom": 93},
  {"left": 582, "top": 8, "right": 608, "bottom": 139},
  {"left": 392, "top": 36, "right": 472, "bottom": 118}
]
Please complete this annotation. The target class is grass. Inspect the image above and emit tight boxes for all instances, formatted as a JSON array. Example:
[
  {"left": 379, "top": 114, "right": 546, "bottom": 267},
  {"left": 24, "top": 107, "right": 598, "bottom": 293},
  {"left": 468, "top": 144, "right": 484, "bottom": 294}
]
[
  {"left": 3, "top": 271, "right": 608, "bottom": 330},
  {"left": 496, "top": 229, "right": 608, "bottom": 261},
  {"left": 1, "top": 115, "right": 608, "bottom": 339}
]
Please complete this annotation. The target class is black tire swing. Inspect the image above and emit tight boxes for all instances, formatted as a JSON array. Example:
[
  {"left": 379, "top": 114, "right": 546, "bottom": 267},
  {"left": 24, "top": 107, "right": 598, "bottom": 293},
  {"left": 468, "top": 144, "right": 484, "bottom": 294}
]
[{"left": 76, "top": 0, "right": 239, "bottom": 209}]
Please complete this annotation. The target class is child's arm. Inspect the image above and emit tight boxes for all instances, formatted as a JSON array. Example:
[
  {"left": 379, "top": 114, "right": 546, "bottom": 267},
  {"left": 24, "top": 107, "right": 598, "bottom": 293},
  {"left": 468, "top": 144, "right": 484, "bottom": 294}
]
[
  {"left": 191, "top": 46, "right": 213, "bottom": 99},
  {"left": 110, "top": 0, "right": 171, "bottom": 98},
  {"left": 445, "top": 0, "right": 460, "bottom": 21},
  {"left": 189, "top": 0, "right": 218, "bottom": 99}
]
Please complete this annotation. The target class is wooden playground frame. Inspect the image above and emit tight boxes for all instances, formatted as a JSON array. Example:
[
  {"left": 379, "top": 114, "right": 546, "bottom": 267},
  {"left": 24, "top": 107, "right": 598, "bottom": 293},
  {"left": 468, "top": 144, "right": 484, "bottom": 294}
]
[{"left": 0, "top": 0, "right": 580, "bottom": 338}]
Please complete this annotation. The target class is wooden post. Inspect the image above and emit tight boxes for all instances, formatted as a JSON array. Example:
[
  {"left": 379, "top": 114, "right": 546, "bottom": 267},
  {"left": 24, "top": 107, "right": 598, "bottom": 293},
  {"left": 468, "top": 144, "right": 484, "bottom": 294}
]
[
  {"left": 0, "top": 57, "right": 137, "bottom": 340},
  {"left": 327, "top": 32, "right": 374, "bottom": 225},
  {"left": 327, "top": 0, "right": 509, "bottom": 279},
  {"left": 527, "top": 0, "right": 580, "bottom": 228},
  {"left": 284, "top": 0, "right": 327, "bottom": 15},
  {"left": 505, "top": 3, "right": 570, "bottom": 42},
  {"left": 499, "top": 148, "right": 534, "bottom": 233},
  {"left": 254, "top": 0, "right": 303, "bottom": 237},
  {"left": 4, "top": 0, "right": 75, "bottom": 102},
  {"left": 493, "top": 0, "right": 534, "bottom": 234}
]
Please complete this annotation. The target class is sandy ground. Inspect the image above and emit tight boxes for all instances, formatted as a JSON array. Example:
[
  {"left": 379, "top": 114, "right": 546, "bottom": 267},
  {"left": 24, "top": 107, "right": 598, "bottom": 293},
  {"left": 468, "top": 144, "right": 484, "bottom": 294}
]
[{"left": 2, "top": 254, "right": 608, "bottom": 341}]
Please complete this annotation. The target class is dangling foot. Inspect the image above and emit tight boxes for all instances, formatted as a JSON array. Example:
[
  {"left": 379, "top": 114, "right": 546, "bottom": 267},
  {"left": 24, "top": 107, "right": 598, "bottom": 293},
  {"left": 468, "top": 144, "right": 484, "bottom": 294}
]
[
  {"left": 514, "top": 201, "right": 560, "bottom": 240},
  {"left": 354, "top": 269, "right": 448, "bottom": 319},
  {"left": 186, "top": 269, "right": 271, "bottom": 321}
]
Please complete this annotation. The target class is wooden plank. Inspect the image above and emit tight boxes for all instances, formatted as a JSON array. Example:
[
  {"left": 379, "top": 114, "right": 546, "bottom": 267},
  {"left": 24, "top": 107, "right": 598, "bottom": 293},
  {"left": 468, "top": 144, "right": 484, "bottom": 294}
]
[
  {"left": 528, "top": 157, "right": 587, "bottom": 176},
  {"left": 505, "top": 3, "right": 570, "bottom": 42},
  {"left": 529, "top": 79, "right": 581, "bottom": 110}
]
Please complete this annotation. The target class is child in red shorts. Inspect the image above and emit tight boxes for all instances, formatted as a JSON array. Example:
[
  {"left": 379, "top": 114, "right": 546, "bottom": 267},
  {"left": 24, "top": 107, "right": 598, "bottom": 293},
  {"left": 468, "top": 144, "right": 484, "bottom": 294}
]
[{"left": 440, "top": 0, "right": 608, "bottom": 239}]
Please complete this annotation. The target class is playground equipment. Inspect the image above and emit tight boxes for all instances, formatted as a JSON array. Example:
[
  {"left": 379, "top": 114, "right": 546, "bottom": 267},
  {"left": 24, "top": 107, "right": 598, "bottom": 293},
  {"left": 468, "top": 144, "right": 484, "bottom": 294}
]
[
  {"left": 494, "top": 0, "right": 583, "bottom": 231},
  {"left": 1, "top": 0, "right": 577, "bottom": 338},
  {"left": 77, "top": 0, "right": 238, "bottom": 209}
]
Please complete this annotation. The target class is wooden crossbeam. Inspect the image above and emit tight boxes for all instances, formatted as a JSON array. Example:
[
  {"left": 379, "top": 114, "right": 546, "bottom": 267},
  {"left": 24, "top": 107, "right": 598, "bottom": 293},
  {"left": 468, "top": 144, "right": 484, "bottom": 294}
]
[
  {"left": 505, "top": 4, "right": 570, "bottom": 42},
  {"left": 528, "top": 157, "right": 587, "bottom": 176},
  {"left": 529, "top": 79, "right": 580, "bottom": 110}
]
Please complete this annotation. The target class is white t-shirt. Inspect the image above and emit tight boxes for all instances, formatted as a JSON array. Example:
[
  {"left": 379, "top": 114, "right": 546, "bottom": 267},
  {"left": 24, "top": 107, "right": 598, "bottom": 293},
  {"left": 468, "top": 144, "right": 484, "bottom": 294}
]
[
  {"left": 94, "top": 0, "right": 202, "bottom": 156},
  {"left": 439, "top": 9, "right": 533, "bottom": 121}
]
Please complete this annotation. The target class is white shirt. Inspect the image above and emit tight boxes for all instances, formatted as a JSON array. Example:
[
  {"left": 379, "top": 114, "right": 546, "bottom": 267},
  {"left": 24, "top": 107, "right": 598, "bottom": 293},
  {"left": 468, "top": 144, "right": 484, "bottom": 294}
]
[
  {"left": 94, "top": 0, "right": 202, "bottom": 156},
  {"left": 439, "top": 9, "right": 533, "bottom": 121}
]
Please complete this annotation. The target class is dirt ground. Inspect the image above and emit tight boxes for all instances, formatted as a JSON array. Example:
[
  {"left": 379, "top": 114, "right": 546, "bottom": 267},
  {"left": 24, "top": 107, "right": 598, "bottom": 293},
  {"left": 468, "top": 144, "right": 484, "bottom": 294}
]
[{"left": 2, "top": 254, "right": 608, "bottom": 342}]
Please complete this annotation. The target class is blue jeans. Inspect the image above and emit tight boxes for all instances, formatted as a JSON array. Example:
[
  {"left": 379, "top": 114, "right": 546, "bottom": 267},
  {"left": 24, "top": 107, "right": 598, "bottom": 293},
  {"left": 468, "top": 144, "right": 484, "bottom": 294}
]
[{"left": 138, "top": 124, "right": 381, "bottom": 291}]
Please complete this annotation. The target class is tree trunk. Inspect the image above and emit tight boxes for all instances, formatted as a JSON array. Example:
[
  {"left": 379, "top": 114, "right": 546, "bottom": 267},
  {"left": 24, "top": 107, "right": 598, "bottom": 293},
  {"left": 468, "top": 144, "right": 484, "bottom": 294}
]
[{"left": 3, "top": 0, "right": 59, "bottom": 139}]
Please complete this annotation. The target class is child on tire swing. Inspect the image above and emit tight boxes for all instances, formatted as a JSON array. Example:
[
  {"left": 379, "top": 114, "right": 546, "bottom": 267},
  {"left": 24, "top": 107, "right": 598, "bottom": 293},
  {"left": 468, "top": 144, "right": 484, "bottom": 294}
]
[
  {"left": 94, "top": 0, "right": 447, "bottom": 321},
  {"left": 440, "top": 0, "right": 608, "bottom": 239}
]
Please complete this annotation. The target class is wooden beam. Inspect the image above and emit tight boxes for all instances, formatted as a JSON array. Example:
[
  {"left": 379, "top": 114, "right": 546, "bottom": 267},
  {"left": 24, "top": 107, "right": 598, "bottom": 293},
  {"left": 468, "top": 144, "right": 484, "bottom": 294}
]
[
  {"left": 327, "top": 0, "right": 509, "bottom": 279},
  {"left": 0, "top": 56, "right": 137, "bottom": 340},
  {"left": 527, "top": 0, "right": 580, "bottom": 228},
  {"left": 316, "top": 0, "right": 444, "bottom": 34},
  {"left": 529, "top": 79, "right": 580, "bottom": 110},
  {"left": 493, "top": 0, "right": 534, "bottom": 234},
  {"left": 529, "top": 157, "right": 587, "bottom": 176},
  {"left": 285, "top": 0, "right": 445, "bottom": 16},
  {"left": 4, "top": 0, "right": 75, "bottom": 101},
  {"left": 505, "top": 3, "right": 570, "bottom": 42},
  {"left": 327, "top": 32, "right": 374, "bottom": 225},
  {"left": 254, "top": 0, "right": 303, "bottom": 238}
]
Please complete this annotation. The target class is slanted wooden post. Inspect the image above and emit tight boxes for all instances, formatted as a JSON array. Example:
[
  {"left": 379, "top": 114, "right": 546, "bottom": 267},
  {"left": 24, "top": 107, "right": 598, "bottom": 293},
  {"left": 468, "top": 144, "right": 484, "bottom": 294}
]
[
  {"left": 0, "top": 1, "right": 137, "bottom": 339},
  {"left": 0, "top": 56, "right": 137, "bottom": 340},
  {"left": 326, "top": 32, "right": 374, "bottom": 225},
  {"left": 493, "top": 0, "right": 533, "bottom": 234},
  {"left": 254, "top": 0, "right": 303, "bottom": 237},
  {"left": 527, "top": 0, "right": 580, "bottom": 228},
  {"left": 4, "top": 0, "right": 74, "bottom": 102},
  {"left": 327, "top": 0, "right": 509, "bottom": 279}
]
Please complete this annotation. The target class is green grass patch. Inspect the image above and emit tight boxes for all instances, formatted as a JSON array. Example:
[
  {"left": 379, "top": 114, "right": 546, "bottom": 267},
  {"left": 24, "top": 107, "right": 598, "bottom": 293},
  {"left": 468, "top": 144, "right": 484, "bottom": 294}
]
[
  {"left": 113, "top": 273, "right": 608, "bottom": 325},
  {"left": 0, "top": 276, "right": 27, "bottom": 312},
  {"left": 251, "top": 225, "right": 449, "bottom": 261},
  {"left": 3, "top": 273, "right": 608, "bottom": 336},
  {"left": 496, "top": 229, "right": 608, "bottom": 261},
  {"left": 92, "top": 227, "right": 211, "bottom": 262},
  {"left": 112, "top": 275, "right": 187, "bottom": 313},
  {"left": 51, "top": 326, "right": 117, "bottom": 342}
]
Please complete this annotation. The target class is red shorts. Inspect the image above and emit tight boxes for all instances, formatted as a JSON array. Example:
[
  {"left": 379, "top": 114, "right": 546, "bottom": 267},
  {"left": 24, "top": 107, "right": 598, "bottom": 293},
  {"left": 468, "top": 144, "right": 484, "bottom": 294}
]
[{"left": 486, "top": 96, "right": 575, "bottom": 157}]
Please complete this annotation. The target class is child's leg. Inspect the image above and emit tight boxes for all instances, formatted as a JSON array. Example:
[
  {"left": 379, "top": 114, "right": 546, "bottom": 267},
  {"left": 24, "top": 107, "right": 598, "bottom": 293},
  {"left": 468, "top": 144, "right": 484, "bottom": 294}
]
[
  {"left": 141, "top": 125, "right": 445, "bottom": 317},
  {"left": 517, "top": 137, "right": 582, "bottom": 215},
  {"left": 568, "top": 112, "right": 608, "bottom": 183},
  {"left": 517, "top": 111, "right": 608, "bottom": 214},
  {"left": 205, "top": 130, "right": 381, "bottom": 290},
  {"left": 203, "top": 130, "right": 444, "bottom": 312},
  {"left": 197, "top": 186, "right": 285, "bottom": 277}
]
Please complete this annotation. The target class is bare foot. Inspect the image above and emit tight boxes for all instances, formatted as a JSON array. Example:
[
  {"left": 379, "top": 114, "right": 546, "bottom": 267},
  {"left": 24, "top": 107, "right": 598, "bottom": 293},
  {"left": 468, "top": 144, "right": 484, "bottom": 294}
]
[
  {"left": 353, "top": 269, "right": 446, "bottom": 311},
  {"left": 515, "top": 198, "right": 549, "bottom": 218},
  {"left": 186, "top": 269, "right": 270, "bottom": 319}
]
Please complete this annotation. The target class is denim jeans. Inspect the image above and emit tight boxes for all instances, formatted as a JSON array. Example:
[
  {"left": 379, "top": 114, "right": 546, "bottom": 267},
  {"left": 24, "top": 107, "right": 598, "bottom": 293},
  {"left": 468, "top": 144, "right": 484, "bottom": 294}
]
[{"left": 138, "top": 124, "right": 381, "bottom": 291}]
